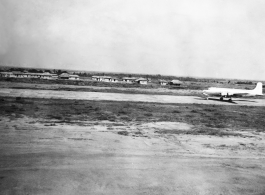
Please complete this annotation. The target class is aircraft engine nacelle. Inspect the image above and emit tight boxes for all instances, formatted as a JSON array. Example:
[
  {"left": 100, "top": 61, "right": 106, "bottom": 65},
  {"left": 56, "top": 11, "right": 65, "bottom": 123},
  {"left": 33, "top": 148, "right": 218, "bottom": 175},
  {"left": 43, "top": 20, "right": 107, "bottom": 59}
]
[
  {"left": 221, "top": 92, "right": 233, "bottom": 97},
  {"left": 221, "top": 92, "right": 227, "bottom": 96}
]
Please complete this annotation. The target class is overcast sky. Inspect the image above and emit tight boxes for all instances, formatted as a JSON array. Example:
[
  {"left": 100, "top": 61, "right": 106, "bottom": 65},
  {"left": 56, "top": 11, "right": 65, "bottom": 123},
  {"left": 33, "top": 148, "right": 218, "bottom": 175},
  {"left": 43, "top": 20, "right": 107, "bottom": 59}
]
[{"left": 0, "top": 0, "right": 265, "bottom": 80}]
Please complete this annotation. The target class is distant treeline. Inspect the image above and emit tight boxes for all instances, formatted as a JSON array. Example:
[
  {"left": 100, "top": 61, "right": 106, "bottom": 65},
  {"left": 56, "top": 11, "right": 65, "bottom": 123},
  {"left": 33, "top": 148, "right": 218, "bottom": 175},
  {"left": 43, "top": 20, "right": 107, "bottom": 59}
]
[
  {"left": 0, "top": 67, "right": 68, "bottom": 75},
  {"left": 236, "top": 81, "right": 253, "bottom": 85}
]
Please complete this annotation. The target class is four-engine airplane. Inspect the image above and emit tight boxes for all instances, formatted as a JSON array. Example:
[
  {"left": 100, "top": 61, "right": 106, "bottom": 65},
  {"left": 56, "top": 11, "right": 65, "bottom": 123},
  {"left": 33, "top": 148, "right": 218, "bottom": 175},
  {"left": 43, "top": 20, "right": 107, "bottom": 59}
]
[{"left": 203, "top": 82, "right": 263, "bottom": 101}]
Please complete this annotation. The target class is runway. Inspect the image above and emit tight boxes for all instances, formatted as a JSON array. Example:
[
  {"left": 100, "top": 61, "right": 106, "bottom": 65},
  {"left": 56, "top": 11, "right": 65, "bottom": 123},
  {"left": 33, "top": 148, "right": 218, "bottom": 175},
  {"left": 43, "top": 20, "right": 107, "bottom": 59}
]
[{"left": 1, "top": 88, "right": 265, "bottom": 106}]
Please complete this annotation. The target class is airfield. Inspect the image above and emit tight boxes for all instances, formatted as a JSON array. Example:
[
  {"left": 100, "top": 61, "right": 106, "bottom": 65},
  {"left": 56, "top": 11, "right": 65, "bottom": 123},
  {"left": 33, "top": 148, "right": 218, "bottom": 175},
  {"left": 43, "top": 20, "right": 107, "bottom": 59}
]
[{"left": 0, "top": 80, "right": 265, "bottom": 195}]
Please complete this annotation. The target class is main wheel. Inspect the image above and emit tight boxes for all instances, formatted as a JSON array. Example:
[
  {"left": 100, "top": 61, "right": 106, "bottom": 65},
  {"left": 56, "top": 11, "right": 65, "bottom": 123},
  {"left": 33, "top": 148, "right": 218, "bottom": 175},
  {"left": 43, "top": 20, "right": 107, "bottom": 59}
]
[{"left": 220, "top": 97, "right": 223, "bottom": 101}]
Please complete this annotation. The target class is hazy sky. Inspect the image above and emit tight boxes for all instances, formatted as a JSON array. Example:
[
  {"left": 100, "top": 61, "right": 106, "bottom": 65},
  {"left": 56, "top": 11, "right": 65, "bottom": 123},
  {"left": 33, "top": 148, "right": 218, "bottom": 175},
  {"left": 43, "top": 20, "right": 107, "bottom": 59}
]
[{"left": 0, "top": 0, "right": 265, "bottom": 79}]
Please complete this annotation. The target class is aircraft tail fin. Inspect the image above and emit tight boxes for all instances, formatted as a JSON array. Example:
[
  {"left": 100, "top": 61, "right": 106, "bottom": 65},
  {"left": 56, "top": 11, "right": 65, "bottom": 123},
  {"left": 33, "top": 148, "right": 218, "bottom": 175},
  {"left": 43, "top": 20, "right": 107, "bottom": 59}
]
[{"left": 253, "top": 82, "right": 263, "bottom": 95}]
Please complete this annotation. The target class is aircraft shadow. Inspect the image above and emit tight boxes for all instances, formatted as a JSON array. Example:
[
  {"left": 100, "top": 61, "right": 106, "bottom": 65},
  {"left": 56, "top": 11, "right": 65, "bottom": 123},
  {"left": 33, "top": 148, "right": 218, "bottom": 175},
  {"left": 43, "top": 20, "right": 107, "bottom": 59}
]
[
  {"left": 195, "top": 97, "right": 257, "bottom": 104},
  {"left": 195, "top": 97, "right": 237, "bottom": 104},
  {"left": 233, "top": 99, "right": 256, "bottom": 102}
]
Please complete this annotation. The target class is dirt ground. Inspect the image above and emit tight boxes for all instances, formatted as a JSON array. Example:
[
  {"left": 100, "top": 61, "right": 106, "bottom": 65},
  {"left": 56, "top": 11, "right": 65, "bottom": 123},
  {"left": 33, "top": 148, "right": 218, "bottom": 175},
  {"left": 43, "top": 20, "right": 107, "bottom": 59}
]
[{"left": 1, "top": 83, "right": 265, "bottom": 194}]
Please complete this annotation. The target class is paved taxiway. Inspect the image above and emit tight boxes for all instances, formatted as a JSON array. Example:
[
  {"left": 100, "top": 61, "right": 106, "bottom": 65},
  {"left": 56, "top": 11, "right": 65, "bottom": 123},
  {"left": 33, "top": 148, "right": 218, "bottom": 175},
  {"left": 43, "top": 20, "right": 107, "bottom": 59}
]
[{"left": 1, "top": 88, "right": 265, "bottom": 106}]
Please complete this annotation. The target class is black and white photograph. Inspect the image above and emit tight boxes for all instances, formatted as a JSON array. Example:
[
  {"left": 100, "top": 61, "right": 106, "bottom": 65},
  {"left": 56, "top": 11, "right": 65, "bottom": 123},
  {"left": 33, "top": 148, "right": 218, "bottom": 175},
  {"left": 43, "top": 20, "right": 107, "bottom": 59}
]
[{"left": 0, "top": 0, "right": 265, "bottom": 194}]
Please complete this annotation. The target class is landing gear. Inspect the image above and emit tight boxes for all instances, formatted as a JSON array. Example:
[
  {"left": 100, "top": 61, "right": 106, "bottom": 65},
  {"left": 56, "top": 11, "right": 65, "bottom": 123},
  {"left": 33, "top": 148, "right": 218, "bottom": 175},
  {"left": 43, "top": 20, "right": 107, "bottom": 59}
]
[
  {"left": 228, "top": 98, "right": 232, "bottom": 102},
  {"left": 220, "top": 97, "right": 223, "bottom": 101}
]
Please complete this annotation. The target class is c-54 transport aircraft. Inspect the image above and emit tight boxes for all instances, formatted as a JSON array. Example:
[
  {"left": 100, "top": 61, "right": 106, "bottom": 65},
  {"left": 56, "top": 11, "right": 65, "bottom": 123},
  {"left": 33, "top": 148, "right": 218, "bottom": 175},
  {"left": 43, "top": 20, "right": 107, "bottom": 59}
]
[{"left": 203, "top": 82, "right": 263, "bottom": 101}]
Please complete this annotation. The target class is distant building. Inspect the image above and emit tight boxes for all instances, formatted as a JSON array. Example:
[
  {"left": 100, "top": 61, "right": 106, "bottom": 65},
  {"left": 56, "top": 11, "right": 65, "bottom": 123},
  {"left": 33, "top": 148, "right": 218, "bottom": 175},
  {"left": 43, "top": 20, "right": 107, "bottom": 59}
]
[
  {"left": 0, "top": 71, "right": 58, "bottom": 79},
  {"left": 159, "top": 80, "right": 168, "bottom": 85},
  {"left": 41, "top": 72, "right": 58, "bottom": 80},
  {"left": 122, "top": 77, "right": 137, "bottom": 83},
  {"left": 92, "top": 76, "right": 100, "bottom": 81},
  {"left": 169, "top": 80, "right": 182, "bottom": 86},
  {"left": 91, "top": 76, "right": 104, "bottom": 81},
  {"left": 91, "top": 76, "right": 112, "bottom": 82},
  {"left": 0, "top": 72, "right": 15, "bottom": 78},
  {"left": 110, "top": 77, "right": 119, "bottom": 82},
  {"left": 135, "top": 78, "right": 148, "bottom": 85},
  {"left": 59, "top": 73, "right": 70, "bottom": 79},
  {"left": 60, "top": 73, "right": 79, "bottom": 80},
  {"left": 69, "top": 75, "right": 80, "bottom": 80},
  {"left": 102, "top": 76, "right": 112, "bottom": 82},
  {"left": 12, "top": 71, "right": 25, "bottom": 78}
]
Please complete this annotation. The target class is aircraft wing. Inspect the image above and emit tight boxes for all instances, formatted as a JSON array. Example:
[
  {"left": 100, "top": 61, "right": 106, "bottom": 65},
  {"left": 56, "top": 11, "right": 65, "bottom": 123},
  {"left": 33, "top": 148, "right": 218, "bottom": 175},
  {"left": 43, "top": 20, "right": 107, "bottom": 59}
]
[{"left": 221, "top": 91, "right": 249, "bottom": 97}]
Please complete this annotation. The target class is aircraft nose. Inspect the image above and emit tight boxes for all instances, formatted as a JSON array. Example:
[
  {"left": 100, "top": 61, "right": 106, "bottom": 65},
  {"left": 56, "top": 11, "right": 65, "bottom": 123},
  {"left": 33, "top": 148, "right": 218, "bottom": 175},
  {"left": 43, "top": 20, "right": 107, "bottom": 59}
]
[{"left": 202, "top": 90, "right": 209, "bottom": 96}]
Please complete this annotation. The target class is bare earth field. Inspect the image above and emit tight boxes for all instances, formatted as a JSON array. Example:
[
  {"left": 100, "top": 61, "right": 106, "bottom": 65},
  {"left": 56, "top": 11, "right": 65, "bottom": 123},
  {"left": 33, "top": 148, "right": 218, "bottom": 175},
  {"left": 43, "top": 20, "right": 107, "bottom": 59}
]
[{"left": 0, "top": 82, "right": 265, "bottom": 195}]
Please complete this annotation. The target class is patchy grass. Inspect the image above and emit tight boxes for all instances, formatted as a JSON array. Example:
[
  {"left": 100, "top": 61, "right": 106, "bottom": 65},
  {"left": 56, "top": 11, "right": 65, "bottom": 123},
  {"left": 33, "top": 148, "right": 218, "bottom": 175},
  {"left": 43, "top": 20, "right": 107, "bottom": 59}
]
[
  {"left": 117, "top": 131, "right": 129, "bottom": 136},
  {"left": 1, "top": 97, "right": 265, "bottom": 135},
  {"left": 155, "top": 128, "right": 242, "bottom": 137}
]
